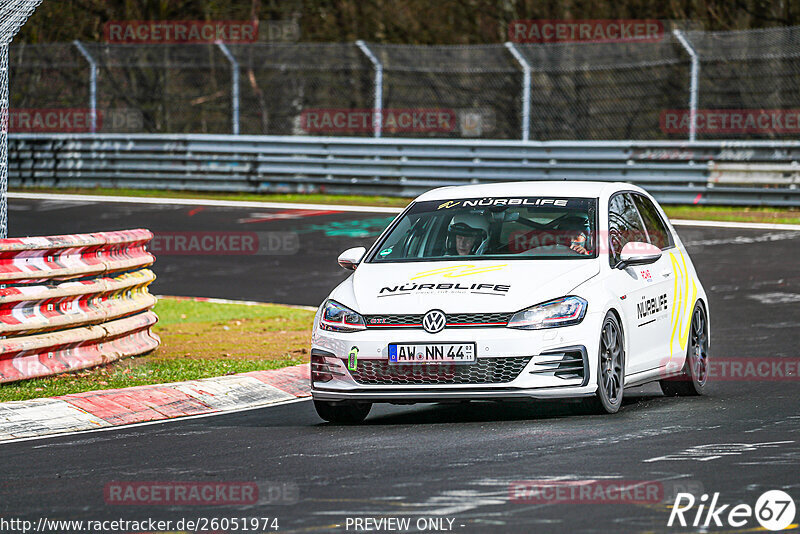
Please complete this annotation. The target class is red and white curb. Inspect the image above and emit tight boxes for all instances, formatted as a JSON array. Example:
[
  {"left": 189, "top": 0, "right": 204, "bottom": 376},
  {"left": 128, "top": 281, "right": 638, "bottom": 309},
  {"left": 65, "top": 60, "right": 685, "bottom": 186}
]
[{"left": 0, "top": 364, "right": 310, "bottom": 442}]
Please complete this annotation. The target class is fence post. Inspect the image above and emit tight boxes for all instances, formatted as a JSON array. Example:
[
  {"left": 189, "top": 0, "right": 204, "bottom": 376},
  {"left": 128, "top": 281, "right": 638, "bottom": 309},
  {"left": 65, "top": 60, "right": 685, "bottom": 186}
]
[
  {"left": 73, "top": 40, "right": 97, "bottom": 133},
  {"left": 356, "top": 40, "right": 383, "bottom": 138},
  {"left": 216, "top": 42, "right": 240, "bottom": 135},
  {"left": 504, "top": 42, "right": 531, "bottom": 142},
  {"left": 673, "top": 30, "right": 699, "bottom": 142}
]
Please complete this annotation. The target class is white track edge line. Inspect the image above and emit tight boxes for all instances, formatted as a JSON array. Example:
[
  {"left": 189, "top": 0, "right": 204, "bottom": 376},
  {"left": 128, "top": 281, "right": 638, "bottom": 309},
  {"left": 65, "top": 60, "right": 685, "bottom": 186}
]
[
  {"left": 1, "top": 396, "right": 311, "bottom": 445},
  {"left": 670, "top": 219, "right": 800, "bottom": 231},
  {"left": 11, "top": 192, "right": 800, "bottom": 230}
]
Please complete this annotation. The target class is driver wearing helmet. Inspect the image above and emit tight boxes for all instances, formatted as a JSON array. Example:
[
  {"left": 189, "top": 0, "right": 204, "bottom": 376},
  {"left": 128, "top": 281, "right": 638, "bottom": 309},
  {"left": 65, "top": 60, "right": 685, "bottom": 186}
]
[{"left": 447, "top": 214, "right": 490, "bottom": 256}]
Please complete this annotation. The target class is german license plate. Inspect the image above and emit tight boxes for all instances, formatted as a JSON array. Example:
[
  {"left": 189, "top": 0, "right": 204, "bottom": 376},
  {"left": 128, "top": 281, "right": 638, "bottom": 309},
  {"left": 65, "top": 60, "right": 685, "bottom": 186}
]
[{"left": 388, "top": 342, "right": 476, "bottom": 364}]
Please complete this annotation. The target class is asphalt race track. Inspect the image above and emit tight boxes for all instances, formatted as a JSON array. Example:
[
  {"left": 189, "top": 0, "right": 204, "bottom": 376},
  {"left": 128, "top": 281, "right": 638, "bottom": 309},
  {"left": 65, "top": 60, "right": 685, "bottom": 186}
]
[{"left": 3, "top": 195, "right": 800, "bottom": 533}]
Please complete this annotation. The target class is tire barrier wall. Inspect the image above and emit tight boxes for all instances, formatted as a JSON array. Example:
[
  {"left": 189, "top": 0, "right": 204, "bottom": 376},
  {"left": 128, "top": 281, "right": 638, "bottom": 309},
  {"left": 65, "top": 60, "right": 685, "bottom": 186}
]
[{"left": 0, "top": 229, "right": 159, "bottom": 383}]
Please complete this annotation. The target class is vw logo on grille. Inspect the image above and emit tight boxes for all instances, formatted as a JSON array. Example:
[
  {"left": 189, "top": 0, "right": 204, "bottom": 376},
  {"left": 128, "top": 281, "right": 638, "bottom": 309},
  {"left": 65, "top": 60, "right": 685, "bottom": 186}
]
[{"left": 422, "top": 310, "right": 446, "bottom": 333}]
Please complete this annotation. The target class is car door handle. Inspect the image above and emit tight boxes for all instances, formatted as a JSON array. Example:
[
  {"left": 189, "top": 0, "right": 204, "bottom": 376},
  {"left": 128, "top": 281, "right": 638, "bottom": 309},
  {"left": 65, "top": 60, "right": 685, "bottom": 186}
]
[{"left": 660, "top": 269, "right": 672, "bottom": 278}]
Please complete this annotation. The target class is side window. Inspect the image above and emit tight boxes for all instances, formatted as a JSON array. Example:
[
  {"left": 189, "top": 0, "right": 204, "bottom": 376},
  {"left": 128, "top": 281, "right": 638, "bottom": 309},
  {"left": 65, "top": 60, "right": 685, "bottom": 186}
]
[
  {"left": 608, "top": 193, "right": 647, "bottom": 263},
  {"left": 632, "top": 194, "right": 674, "bottom": 250}
]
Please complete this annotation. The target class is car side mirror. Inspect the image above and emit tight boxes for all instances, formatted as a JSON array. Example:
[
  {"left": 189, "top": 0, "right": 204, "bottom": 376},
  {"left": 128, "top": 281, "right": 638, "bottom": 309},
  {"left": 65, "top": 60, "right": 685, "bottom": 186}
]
[
  {"left": 616, "top": 242, "right": 662, "bottom": 269},
  {"left": 337, "top": 247, "right": 367, "bottom": 270}
]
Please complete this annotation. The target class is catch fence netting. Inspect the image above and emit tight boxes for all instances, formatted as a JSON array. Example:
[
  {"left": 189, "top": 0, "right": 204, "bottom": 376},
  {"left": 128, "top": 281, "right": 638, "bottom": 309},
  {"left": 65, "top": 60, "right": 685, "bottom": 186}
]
[{"left": 9, "top": 26, "right": 800, "bottom": 141}]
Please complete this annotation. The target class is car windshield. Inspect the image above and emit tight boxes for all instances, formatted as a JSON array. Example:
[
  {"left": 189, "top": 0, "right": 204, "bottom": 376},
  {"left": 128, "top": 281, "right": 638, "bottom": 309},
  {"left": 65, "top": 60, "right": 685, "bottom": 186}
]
[{"left": 368, "top": 196, "right": 597, "bottom": 262}]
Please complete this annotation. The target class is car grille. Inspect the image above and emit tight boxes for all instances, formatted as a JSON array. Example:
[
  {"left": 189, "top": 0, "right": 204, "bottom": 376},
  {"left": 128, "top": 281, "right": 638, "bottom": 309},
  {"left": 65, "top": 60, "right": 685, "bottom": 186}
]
[
  {"left": 364, "top": 314, "right": 422, "bottom": 327},
  {"left": 364, "top": 312, "right": 512, "bottom": 328},
  {"left": 345, "top": 356, "right": 532, "bottom": 385}
]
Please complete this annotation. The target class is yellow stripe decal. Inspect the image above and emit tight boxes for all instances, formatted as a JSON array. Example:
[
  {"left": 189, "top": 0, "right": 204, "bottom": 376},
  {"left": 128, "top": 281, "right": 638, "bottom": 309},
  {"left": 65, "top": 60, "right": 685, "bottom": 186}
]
[
  {"left": 678, "top": 249, "right": 694, "bottom": 351},
  {"left": 685, "top": 277, "right": 698, "bottom": 351},
  {"left": 669, "top": 252, "right": 683, "bottom": 356},
  {"left": 668, "top": 248, "right": 698, "bottom": 356}
]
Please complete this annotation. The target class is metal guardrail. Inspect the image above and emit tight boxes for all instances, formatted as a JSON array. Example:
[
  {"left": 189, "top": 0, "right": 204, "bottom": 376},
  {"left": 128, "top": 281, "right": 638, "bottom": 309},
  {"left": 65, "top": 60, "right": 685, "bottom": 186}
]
[
  {"left": 8, "top": 134, "right": 800, "bottom": 206},
  {"left": 0, "top": 229, "right": 159, "bottom": 383}
]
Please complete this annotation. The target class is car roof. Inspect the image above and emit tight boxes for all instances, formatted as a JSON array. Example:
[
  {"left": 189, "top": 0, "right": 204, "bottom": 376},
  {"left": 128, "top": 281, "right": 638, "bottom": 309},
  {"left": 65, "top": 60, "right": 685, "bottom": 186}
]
[{"left": 415, "top": 181, "right": 643, "bottom": 202}]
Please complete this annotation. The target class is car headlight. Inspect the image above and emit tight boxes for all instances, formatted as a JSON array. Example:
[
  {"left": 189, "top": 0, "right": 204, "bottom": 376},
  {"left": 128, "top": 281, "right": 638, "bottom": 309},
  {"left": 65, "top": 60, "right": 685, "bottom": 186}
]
[
  {"left": 507, "top": 296, "right": 588, "bottom": 330},
  {"left": 319, "top": 299, "right": 366, "bottom": 332}
]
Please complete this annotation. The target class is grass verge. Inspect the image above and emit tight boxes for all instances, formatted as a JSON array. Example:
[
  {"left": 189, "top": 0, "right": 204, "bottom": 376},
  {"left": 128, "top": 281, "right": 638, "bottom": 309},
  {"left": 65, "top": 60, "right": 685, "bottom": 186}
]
[
  {"left": 0, "top": 297, "right": 315, "bottom": 402},
  {"left": 14, "top": 187, "right": 800, "bottom": 224},
  {"left": 661, "top": 205, "right": 800, "bottom": 225}
]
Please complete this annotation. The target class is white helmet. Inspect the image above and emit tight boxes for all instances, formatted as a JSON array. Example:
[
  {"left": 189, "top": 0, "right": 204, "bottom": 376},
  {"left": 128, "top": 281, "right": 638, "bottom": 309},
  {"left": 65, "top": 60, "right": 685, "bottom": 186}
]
[{"left": 447, "top": 214, "right": 490, "bottom": 255}]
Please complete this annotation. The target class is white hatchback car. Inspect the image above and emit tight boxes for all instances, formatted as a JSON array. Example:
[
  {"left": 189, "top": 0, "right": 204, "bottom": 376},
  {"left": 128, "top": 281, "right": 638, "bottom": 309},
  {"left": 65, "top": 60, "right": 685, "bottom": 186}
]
[{"left": 311, "top": 182, "right": 709, "bottom": 423}]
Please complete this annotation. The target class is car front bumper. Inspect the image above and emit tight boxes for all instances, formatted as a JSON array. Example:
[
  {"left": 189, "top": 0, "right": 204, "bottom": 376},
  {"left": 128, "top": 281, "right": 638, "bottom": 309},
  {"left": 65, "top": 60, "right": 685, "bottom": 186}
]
[
  {"left": 311, "top": 386, "right": 597, "bottom": 403},
  {"left": 310, "top": 315, "right": 603, "bottom": 403}
]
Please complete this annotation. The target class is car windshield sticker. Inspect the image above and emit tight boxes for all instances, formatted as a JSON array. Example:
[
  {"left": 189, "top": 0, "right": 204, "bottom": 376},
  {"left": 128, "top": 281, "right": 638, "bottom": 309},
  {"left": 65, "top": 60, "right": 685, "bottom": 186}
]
[
  {"left": 410, "top": 264, "right": 508, "bottom": 280},
  {"left": 435, "top": 197, "right": 575, "bottom": 209}
]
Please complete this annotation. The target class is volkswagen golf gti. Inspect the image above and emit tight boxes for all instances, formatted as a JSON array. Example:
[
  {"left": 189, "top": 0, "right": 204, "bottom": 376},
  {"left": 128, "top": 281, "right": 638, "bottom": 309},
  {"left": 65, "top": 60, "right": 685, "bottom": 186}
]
[{"left": 311, "top": 181, "right": 710, "bottom": 423}]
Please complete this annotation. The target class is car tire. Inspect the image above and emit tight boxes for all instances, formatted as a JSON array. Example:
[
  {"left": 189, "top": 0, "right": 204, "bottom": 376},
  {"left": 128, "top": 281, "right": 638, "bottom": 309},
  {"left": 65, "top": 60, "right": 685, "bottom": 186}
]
[
  {"left": 660, "top": 303, "right": 709, "bottom": 397},
  {"left": 313, "top": 400, "right": 372, "bottom": 424},
  {"left": 581, "top": 312, "right": 625, "bottom": 414}
]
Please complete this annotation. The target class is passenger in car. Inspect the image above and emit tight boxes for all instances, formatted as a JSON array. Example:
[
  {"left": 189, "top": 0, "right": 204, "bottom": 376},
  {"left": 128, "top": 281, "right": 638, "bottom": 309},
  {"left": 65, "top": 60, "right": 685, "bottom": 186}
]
[{"left": 557, "top": 215, "right": 592, "bottom": 255}]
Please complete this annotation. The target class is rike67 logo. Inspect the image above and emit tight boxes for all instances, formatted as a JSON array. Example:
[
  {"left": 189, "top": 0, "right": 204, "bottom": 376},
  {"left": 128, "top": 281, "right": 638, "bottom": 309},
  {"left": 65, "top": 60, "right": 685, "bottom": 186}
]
[{"left": 669, "top": 490, "right": 796, "bottom": 531}]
